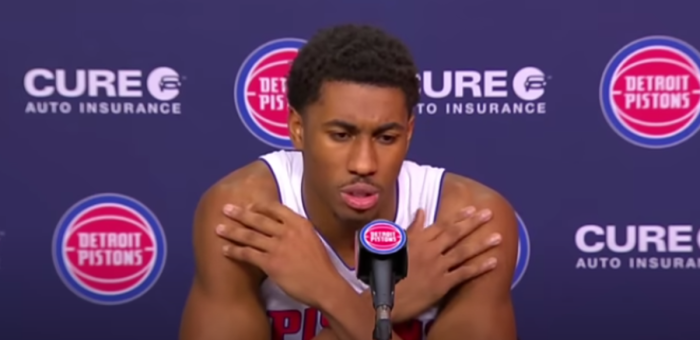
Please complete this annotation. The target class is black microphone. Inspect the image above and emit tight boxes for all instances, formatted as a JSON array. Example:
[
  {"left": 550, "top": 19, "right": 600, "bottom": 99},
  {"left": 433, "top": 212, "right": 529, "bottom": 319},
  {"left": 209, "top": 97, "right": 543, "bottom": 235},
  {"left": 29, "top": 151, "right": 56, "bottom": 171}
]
[{"left": 356, "top": 220, "right": 408, "bottom": 340}]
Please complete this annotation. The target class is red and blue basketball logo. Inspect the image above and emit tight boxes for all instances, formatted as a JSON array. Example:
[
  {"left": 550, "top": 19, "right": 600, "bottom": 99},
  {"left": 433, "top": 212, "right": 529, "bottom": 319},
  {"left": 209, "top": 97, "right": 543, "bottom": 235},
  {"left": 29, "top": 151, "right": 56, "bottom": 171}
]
[
  {"left": 360, "top": 220, "right": 406, "bottom": 255},
  {"left": 600, "top": 36, "right": 700, "bottom": 148},
  {"left": 512, "top": 212, "right": 530, "bottom": 289},
  {"left": 52, "top": 193, "right": 167, "bottom": 305},
  {"left": 234, "top": 38, "right": 306, "bottom": 149}
]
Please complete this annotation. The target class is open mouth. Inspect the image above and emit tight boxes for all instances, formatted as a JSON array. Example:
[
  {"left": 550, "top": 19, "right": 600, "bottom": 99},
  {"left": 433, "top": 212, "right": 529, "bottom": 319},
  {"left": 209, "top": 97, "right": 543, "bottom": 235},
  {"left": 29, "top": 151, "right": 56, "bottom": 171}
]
[{"left": 340, "top": 184, "right": 379, "bottom": 211}]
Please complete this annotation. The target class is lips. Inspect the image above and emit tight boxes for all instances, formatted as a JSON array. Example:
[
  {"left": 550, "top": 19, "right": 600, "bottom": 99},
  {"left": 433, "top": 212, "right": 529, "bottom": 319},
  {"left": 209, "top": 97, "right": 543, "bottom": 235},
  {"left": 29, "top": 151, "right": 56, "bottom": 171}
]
[{"left": 340, "top": 183, "right": 380, "bottom": 211}]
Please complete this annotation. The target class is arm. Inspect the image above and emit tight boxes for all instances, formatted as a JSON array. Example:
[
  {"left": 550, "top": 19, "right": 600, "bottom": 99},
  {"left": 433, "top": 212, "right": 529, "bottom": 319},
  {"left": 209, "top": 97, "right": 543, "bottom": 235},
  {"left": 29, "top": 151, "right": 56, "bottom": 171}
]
[
  {"left": 179, "top": 163, "right": 276, "bottom": 340},
  {"left": 426, "top": 174, "right": 519, "bottom": 340}
]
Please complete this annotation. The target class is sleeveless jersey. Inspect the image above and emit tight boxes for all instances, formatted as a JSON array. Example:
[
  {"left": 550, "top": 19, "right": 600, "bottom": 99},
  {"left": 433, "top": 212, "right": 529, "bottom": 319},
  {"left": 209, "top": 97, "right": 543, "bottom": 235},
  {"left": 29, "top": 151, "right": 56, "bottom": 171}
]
[{"left": 259, "top": 150, "right": 446, "bottom": 340}]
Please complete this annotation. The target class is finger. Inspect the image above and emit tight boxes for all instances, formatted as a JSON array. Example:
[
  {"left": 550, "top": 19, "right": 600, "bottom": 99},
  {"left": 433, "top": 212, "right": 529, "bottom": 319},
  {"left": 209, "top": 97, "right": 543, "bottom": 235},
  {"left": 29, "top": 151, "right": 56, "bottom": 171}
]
[
  {"left": 223, "top": 204, "right": 284, "bottom": 236},
  {"left": 216, "top": 224, "right": 276, "bottom": 252},
  {"left": 406, "top": 209, "right": 425, "bottom": 234},
  {"left": 222, "top": 244, "right": 268, "bottom": 268},
  {"left": 451, "top": 206, "right": 477, "bottom": 224},
  {"left": 445, "top": 257, "right": 498, "bottom": 287},
  {"left": 249, "top": 201, "right": 302, "bottom": 224},
  {"left": 442, "top": 232, "right": 502, "bottom": 269},
  {"left": 423, "top": 206, "right": 476, "bottom": 241},
  {"left": 435, "top": 208, "right": 492, "bottom": 252}
]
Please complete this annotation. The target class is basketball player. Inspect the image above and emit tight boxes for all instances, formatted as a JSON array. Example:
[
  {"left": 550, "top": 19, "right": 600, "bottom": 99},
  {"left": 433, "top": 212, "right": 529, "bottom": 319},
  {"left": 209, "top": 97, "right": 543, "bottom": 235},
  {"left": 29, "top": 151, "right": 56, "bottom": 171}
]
[{"left": 180, "top": 25, "right": 518, "bottom": 340}]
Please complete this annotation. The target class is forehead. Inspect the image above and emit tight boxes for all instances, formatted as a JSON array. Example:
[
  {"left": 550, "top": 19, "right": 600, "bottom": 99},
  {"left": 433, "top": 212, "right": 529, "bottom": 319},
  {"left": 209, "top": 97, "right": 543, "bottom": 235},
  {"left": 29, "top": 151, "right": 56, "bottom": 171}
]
[{"left": 308, "top": 81, "right": 408, "bottom": 125}]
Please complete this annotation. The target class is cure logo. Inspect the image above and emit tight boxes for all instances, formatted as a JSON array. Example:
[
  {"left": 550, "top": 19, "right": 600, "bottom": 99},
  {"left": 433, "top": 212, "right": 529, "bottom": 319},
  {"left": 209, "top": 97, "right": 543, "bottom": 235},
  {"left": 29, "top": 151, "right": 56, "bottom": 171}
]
[
  {"left": 600, "top": 36, "right": 700, "bottom": 148},
  {"left": 52, "top": 193, "right": 167, "bottom": 305},
  {"left": 360, "top": 221, "right": 406, "bottom": 255},
  {"left": 234, "top": 38, "right": 306, "bottom": 149}
]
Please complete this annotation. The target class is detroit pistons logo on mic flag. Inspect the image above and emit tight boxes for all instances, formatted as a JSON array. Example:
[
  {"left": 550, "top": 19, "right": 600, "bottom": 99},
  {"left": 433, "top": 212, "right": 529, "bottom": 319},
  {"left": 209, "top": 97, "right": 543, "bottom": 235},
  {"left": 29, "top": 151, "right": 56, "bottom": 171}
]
[
  {"left": 360, "top": 220, "right": 406, "bottom": 255},
  {"left": 234, "top": 38, "right": 306, "bottom": 149},
  {"left": 52, "top": 193, "right": 167, "bottom": 305},
  {"left": 600, "top": 36, "right": 700, "bottom": 148}
]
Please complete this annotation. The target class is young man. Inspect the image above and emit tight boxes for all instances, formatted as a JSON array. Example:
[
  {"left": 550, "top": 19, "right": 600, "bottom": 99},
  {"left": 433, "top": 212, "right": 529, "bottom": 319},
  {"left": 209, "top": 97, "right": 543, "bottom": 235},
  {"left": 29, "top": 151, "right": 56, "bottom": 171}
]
[{"left": 179, "top": 24, "right": 519, "bottom": 340}]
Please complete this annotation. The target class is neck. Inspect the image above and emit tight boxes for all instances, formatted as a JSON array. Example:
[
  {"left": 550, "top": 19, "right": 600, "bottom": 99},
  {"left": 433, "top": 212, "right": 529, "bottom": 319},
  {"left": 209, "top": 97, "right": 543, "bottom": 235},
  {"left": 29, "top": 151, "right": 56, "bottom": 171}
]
[{"left": 302, "top": 178, "right": 397, "bottom": 253}]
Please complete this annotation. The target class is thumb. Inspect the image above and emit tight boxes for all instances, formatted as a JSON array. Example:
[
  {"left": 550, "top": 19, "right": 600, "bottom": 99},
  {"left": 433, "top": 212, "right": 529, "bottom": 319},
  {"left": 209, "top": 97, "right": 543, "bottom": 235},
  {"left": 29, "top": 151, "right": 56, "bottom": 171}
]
[{"left": 407, "top": 209, "right": 426, "bottom": 233}]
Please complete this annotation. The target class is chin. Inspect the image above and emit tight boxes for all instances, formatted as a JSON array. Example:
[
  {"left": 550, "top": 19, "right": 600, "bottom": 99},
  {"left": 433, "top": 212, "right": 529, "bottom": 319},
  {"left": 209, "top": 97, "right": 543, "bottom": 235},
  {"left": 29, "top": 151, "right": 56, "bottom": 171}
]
[{"left": 335, "top": 207, "right": 379, "bottom": 227}]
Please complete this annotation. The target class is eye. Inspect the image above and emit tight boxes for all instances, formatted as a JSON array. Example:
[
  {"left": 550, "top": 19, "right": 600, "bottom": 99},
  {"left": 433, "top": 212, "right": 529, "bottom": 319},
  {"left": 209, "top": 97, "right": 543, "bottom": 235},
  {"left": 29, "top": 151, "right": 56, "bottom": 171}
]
[
  {"left": 330, "top": 132, "right": 350, "bottom": 141},
  {"left": 377, "top": 135, "right": 398, "bottom": 144}
]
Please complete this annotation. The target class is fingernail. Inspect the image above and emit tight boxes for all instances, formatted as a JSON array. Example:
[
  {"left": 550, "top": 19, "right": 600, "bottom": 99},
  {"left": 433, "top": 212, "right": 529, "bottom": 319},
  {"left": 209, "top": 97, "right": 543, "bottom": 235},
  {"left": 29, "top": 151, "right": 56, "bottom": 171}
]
[
  {"left": 222, "top": 245, "right": 230, "bottom": 254},
  {"left": 223, "top": 204, "right": 239, "bottom": 215},
  {"left": 478, "top": 209, "right": 492, "bottom": 221},
  {"left": 488, "top": 233, "right": 502, "bottom": 245},
  {"left": 485, "top": 257, "right": 497, "bottom": 268},
  {"left": 216, "top": 224, "right": 226, "bottom": 235},
  {"left": 463, "top": 206, "right": 476, "bottom": 216}
]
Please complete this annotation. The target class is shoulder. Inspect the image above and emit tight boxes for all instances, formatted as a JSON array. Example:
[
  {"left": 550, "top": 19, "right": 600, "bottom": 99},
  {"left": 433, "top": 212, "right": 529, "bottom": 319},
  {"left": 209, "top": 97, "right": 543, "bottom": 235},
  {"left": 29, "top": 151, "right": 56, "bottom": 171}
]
[
  {"left": 181, "top": 160, "right": 277, "bottom": 338},
  {"left": 437, "top": 172, "right": 516, "bottom": 221},
  {"left": 191, "top": 159, "right": 280, "bottom": 286},
  {"left": 435, "top": 172, "right": 519, "bottom": 266},
  {"left": 198, "top": 159, "right": 280, "bottom": 210},
  {"left": 422, "top": 173, "right": 520, "bottom": 339}
]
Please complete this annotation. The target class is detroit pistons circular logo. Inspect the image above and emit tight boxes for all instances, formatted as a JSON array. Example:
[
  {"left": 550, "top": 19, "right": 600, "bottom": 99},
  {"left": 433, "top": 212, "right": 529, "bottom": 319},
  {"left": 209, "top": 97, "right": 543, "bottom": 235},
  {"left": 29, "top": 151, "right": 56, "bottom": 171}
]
[
  {"left": 600, "top": 36, "right": 700, "bottom": 148},
  {"left": 360, "top": 220, "right": 406, "bottom": 255},
  {"left": 234, "top": 38, "right": 306, "bottom": 149},
  {"left": 512, "top": 212, "right": 531, "bottom": 289},
  {"left": 52, "top": 193, "right": 167, "bottom": 305}
]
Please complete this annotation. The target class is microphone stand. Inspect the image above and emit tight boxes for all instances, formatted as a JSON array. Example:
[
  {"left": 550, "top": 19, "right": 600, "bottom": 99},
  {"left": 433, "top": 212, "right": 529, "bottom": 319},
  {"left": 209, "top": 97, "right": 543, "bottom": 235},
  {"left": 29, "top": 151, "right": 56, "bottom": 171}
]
[
  {"left": 356, "top": 220, "right": 407, "bottom": 340},
  {"left": 370, "top": 258, "right": 394, "bottom": 340}
]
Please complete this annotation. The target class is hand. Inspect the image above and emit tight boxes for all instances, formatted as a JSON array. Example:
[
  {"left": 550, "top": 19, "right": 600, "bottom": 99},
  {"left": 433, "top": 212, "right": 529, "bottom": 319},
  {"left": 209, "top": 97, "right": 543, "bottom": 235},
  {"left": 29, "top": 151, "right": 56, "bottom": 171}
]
[
  {"left": 216, "top": 202, "right": 342, "bottom": 309},
  {"left": 393, "top": 207, "right": 500, "bottom": 322}
]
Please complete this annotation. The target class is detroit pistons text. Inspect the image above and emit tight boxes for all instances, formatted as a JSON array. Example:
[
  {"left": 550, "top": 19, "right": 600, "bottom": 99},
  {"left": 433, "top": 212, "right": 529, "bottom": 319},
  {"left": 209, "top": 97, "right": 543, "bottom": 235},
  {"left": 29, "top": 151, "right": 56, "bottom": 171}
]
[
  {"left": 69, "top": 232, "right": 147, "bottom": 266},
  {"left": 269, "top": 308, "right": 431, "bottom": 340},
  {"left": 370, "top": 231, "right": 397, "bottom": 243},
  {"left": 574, "top": 224, "right": 700, "bottom": 269},
  {"left": 620, "top": 75, "right": 693, "bottom": 110}
]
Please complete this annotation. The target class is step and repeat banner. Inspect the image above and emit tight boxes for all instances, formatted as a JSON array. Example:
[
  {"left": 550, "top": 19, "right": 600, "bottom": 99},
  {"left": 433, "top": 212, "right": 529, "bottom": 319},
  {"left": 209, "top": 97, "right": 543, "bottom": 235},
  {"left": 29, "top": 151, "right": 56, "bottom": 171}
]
[{"left": 1, "top": 1, "right": 698, "bottom": 339}]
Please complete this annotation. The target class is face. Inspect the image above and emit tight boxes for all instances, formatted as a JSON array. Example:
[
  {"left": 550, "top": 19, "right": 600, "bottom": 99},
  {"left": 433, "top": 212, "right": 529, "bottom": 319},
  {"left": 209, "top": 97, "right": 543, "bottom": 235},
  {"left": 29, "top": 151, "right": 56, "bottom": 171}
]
[{"left": 288, "top": 81, "right": 414, "bottom": 223}]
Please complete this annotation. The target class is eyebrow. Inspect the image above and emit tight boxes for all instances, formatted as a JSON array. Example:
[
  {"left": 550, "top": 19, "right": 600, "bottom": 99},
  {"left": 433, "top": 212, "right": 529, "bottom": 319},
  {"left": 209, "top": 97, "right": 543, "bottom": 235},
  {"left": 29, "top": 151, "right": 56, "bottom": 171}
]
[{"left": 322, "top": 119, "right": 405, "bottom": 134}]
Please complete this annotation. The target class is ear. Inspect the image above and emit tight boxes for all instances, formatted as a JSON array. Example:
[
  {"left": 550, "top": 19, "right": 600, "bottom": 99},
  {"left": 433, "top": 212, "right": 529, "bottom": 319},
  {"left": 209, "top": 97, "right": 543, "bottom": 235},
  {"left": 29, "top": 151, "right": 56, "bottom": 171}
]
[
  {"left": 405, "top": 113, "right": 415, "bottom": 152},
  {"left": 288, "top": 107, "right": 304, "bottom": 150}
]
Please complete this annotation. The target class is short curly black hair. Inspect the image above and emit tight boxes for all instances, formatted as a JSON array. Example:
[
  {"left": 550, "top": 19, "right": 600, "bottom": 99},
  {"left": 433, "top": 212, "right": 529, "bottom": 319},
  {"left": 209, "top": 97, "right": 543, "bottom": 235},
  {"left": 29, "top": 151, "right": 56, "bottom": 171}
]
[{"left": 287, "top": 24, "right": 420, "bottom": 115}]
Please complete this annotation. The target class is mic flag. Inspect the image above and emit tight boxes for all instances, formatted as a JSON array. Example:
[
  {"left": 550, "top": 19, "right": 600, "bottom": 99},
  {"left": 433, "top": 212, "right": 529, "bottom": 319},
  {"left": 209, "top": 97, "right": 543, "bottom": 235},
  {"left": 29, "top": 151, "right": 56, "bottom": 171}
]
[{"left": 356, "top": 220, "right": 408, "bottom": 285}]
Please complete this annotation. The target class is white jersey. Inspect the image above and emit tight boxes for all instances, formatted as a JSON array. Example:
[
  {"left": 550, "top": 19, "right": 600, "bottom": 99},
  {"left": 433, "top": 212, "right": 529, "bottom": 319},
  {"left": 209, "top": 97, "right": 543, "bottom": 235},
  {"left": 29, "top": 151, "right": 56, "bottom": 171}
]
[{"left": 258, "top": 150, "right": 445, "bottom": 340}]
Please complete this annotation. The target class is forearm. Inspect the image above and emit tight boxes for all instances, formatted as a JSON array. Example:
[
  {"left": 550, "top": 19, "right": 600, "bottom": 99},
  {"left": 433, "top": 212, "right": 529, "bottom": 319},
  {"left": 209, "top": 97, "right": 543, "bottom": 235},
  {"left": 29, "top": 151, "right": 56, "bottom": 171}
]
[
  {"left": 315, "top": 283, "right": 404, "bottom": 340},
  {"left": 311, "top": 328, "right": 339, "bottom": 340}
]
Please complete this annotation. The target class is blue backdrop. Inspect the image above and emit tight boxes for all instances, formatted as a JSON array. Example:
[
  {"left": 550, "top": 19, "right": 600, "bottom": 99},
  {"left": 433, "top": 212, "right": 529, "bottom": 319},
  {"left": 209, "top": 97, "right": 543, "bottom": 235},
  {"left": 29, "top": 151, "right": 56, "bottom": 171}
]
[{"left": 1, "top": 1, "right": 699, "bottom": 339}]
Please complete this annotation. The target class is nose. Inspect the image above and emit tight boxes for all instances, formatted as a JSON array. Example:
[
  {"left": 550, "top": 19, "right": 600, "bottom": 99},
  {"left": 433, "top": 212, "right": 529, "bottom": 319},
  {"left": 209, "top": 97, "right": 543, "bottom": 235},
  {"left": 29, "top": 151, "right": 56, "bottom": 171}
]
[{"left": 347, "top": 138, "right": 378, "bottom": 177}]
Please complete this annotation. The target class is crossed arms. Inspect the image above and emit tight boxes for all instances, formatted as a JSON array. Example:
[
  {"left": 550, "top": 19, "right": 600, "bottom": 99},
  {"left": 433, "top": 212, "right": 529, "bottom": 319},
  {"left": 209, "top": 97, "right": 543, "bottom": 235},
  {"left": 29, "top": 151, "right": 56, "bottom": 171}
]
[{"left": 179, "top": 162, "right": 518, "bottom": 340}]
